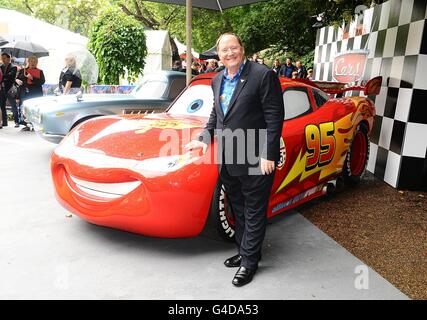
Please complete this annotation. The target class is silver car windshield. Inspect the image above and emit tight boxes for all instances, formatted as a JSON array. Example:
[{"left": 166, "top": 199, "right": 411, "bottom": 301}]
[
  {"left": 131, "top": 76, "right": 168, "bottom": 99},
  {"left": 168, "top": 84, "right": 213, "bottom": 117}
]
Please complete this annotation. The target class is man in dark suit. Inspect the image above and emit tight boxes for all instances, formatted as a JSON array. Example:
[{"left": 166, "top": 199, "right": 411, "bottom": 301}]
[
  {"left": 185, "top": 33, "right": 284, "bottom": 286},
  {"left": 295, "top": 60, "right": 308, "bottom": 79},
  {"left": 279, "top": 58, "right": 296, "bottom": 78},
  {"left": 0, "top": 52, "right": 18, "bottom": 129}
]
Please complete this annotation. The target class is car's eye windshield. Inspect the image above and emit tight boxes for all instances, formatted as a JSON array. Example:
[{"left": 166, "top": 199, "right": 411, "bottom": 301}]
[
  {"left": 132, "top": 80, "right": 168, "bottom": 98},
  {"left": 283, "top": 88, "right": 312, "bottom": 120},
  {"left": 168, "top": 84, "right": 213, "bottom": 117}
]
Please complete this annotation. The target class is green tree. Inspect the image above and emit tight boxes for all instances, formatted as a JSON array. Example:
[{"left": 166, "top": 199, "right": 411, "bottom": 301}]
[
  {"left": 0, "top": 0, "right": 30, "bottom": 13},
  {"left": 114, "top": 0, "right": 185, "bottom": 60},
  {"left": 2, "top": 0, "right": 386, "bottom": 64},
  {"left": 114, "top": 0, "right": 385, "bottom": 59},
  {"left": 225, "top": 0, "right": 385, "bottom": 57},
  {"left": 88, "top": 8, "right": 147, "bottom": 84}
]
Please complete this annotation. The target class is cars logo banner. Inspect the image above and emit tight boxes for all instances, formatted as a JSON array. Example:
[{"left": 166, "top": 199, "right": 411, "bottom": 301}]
[{"left": 333, "top": 50, "right": 369, "bottom": 83}]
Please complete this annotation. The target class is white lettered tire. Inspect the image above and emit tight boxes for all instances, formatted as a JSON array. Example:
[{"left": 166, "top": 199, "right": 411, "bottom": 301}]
[{"left": 202, "top": 180, "right": 236, "bottom": 242}]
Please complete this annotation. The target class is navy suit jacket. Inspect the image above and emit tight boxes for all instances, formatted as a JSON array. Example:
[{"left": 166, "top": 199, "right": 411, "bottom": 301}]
[{"left": 199, "top": 61, "right": 284, "bottom": 176}]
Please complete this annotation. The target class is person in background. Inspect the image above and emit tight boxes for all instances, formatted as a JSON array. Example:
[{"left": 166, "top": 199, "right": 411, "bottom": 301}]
[
  {"left": 172, "top": 60, "right": 184, "bottom": 72},
  {"left": 205, "top": 59, "right": 218, "bottom": 73},
  {"left": 181, "top": 59, "right": 187, "bottom": 72},
  {"left": 257, "top": 58, "right": 267, "bottom": 67},
  {"left": 252, "top": 53, "right": 259, "bottom": 62},
  {"left": 15, "top": 56, "right": 45, "bottom": 130},
  {"left": 201, "top": 62, "right": 207, "bottom": 73},
  {"left": 307, "top": 68, "right": 314, "bottom": 80},
  {"left": 292, "top": 70, "right": 298, "bottom": 79},
  {"left": 271, "top": 59, "right": 281, "bottom": 74},
  {"left": 279, "top": 58, "right": 296, "bottom": 78},
  {"left": 0, "top": 52, "right": 19, "bottom": 129},
  {"left": 295, "top": 60, "right": 307, "bottom": 79},
  {"left": 59, "top": 54, "right": 82, "bottom": 95},
  {"left": 214, "top": 61, "right": 225, "bottom": 73},
  {"left": 16, "top": 56, "right": 45, "bottom": 100},
  {"left": 191, "top": 61, "right": 201, "bottom": 75}
]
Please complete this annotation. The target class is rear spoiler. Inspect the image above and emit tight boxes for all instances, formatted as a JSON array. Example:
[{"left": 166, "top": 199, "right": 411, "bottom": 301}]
[{"left": 294, "top": 76, "right": 382, "bottom": 96}]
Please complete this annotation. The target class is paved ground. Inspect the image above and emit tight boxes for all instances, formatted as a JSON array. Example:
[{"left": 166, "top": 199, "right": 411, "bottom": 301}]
[
  {"left": 301, "top": 172, "right": 427, "bottom": 299},
  {"left": 0, "top": 126, "right": 407, "bottom": 299}
]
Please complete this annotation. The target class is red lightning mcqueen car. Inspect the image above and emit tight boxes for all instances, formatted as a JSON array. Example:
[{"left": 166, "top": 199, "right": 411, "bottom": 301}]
[{"left": 51, "top": 73, "right": 381, "bottom": 241}]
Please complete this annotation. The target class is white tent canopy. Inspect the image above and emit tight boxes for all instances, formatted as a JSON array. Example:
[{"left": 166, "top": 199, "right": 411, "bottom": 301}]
[
  {"left": 144, "top": 30, "right": 172, "bottom": 74},
  {"left": 174, "top": 37, "right": 199, "bottom": 58},
  {"left": 0, "top": 8, "right": 94, "bottom": 84}
]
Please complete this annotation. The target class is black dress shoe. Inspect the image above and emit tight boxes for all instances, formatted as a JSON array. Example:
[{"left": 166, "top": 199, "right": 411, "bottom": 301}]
[
  {"left": 224, "top": 254, "right": 242, "bottom": 268},
  {"left": 232, "top": 266, "right": 257, "bottom": 287},
  {"left": 14, "top": 123, "right": 20, "bottom": 128}
]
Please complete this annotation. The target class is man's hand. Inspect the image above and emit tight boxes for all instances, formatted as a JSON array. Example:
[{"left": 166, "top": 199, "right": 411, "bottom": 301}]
[
  {"left": 184, "top": 140, "right": 208, "bottom": 155},
  {"left": 260, "top": 158, "right": 275, "bottom": 175},
  {"left": 15, "top": 79, "right": 23, "bottom": 86}
]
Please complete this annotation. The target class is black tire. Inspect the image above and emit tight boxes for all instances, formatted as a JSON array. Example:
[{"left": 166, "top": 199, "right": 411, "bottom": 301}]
[
  {"left": 343, "top": 123, "right": 370, "bottom": 186},
  {"left": 70, "top": 115, "right": 102, "bottom": 131},
  {"left": 202, "top": 180, "right": 236, "bottom": 242}
]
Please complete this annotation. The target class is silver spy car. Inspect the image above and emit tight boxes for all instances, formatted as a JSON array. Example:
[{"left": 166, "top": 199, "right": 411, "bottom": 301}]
[{"left": 23, "top": 71, "right": 186, "bottom": 143}]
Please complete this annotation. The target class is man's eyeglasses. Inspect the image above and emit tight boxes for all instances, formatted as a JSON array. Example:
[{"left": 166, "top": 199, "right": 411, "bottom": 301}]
[{"left": 220, "top": 46, "right": 241, "bottom": 54}]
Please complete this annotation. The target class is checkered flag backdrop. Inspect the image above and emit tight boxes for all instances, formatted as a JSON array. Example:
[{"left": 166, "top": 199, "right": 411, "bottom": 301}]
[{"left": 314, "top": 0, "right": 427, "bottom": 190}]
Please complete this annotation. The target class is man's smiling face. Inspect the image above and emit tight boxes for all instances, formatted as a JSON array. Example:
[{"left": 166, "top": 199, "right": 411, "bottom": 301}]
[{"left": 217, "top": 35, "right": 245, "bottom": 72}]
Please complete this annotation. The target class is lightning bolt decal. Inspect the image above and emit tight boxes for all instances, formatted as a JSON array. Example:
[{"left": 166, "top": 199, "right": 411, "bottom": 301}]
[{"left": 275, "top": 98, "right": 370, "bottom": 194}]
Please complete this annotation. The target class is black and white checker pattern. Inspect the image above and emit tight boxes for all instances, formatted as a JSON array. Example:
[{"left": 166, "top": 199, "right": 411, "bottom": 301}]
[{"left": 314, "top": 0, "right": 427, "bottom": 190}]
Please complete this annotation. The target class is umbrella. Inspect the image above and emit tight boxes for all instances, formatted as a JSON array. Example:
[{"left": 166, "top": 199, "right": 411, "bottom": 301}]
[
  {"left": 147, "top": 0, "right": 266, "bottom": 10},
  {"left": 0, "top": 40, "right": 49, "bottom": 58},
  {"left": 200, "top": 45, "right": 218, "bottom": 60},
  {"left": 179, "top": 53, "right": 203, "bottom": 62},
  {"left": 0, "top": 36, "right": 8, "bottom": 46},
  {"left": 146, "top": 0, "right": 267, "bottom": 84},
  {"left": 48, "top": 43, "right": 99, "bottom": 84},
  {"left": 67, "top": 49, "right": 99, "bottom": 84}
]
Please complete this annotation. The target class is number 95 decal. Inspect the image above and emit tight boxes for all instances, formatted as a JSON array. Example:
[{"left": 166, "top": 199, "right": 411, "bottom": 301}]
[{"left": 305, "top": 122, "right": 336, "bottom": 171}]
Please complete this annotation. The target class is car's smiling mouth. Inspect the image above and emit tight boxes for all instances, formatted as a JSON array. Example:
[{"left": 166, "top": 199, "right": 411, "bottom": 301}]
[{"left": 67, "top": 174, "right": 141, "bottom": 200}]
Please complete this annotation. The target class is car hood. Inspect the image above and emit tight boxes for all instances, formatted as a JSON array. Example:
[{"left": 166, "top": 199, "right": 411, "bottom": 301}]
[
  {"left": 24, "top": 94, "right": 137, "bottom": 110},
  {"left": 54, "top": 113, "right": 209, "bottom": 178}
]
